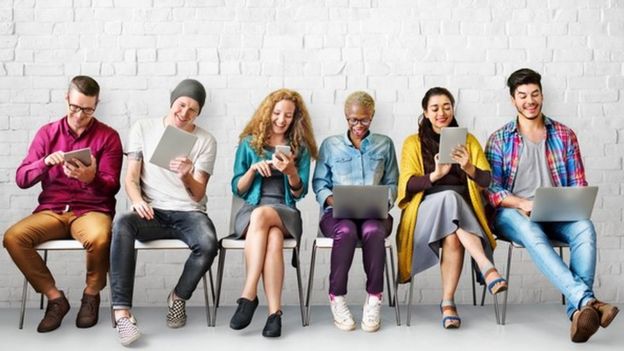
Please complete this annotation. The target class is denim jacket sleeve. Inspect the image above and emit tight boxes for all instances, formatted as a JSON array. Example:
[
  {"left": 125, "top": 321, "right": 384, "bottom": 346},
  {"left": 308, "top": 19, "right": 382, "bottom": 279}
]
[
  {"left": 312, "top": 139, "right": 333, "bottom": 207},
  {"left": 381, "top": 137, "right": 399, "bottom": 208}
]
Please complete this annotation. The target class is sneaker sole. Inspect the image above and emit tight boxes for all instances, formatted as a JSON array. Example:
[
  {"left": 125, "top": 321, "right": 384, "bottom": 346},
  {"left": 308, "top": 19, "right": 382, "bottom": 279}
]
[
  {"left": 333, "top": 320, "right": 356, "bottom": 331},
  {"left": 120, "top": 332, "right": 141, "bottom": 347},
  {"left": 600, "top": 306, "right": 619, "bottom": 328},
  {"left": 361, "top": 322, "right": 380, "bottom": 332},
  {"left": 167, "top": 320, "right": 186, "bottom": 329},
  {"left": 571, "top": 308, "right": 600, "bottom": 343}
]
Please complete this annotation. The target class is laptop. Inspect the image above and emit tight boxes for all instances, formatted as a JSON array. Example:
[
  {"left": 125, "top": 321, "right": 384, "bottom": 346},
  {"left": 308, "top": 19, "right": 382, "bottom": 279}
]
[
  {"left": 530, "top": 186, "right": 598, "bottom": 222},
  {"left": 149, "top": 125, "right": 198, "bottom": 170},
  {"left": 332, "top": 185, "right": 389, "bottom": 219}
]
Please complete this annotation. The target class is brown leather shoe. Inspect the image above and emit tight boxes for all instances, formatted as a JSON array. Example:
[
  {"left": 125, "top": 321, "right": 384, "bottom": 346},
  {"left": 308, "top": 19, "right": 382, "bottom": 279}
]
[
  {"left": 37, "top": 291, "right": 70, "bottom": 333},
  {"left": 589, "top": 299, "right": 619, "bottom": 328},
  {"left": 76, "top": 292, "right": 100, "bottom": 328},
  {"left": 570, "top": 305, "right": 600, "bottom": 343}
]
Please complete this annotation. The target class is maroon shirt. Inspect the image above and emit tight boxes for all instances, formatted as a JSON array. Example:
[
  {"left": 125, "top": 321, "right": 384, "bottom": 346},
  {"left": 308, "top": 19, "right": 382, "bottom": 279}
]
[{"left": 15, "top": 116, "right": 123, "bottom": 216}]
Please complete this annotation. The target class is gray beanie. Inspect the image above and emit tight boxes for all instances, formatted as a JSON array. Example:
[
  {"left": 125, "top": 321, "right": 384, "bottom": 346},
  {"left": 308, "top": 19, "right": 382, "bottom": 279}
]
[{"left": 170, "top": 79, "right": 206, "bottom": 113}]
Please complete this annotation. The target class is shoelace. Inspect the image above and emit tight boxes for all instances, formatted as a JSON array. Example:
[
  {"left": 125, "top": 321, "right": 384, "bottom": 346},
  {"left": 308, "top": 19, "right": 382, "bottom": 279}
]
[
  {"left": 45, "top": 301, "right": 65, "bottom": 319},
  {"left": 333, "top": 300, "right": 352, "bottom": 320}
]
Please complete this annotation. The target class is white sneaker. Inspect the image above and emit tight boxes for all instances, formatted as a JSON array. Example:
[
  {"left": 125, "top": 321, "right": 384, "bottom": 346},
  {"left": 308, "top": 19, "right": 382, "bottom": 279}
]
[
  {"left": 329, "top": 295, "right": 356, "bottom": 331},
  {"left": 361, "top": 294, "right": 382, "bottom": 332},
  {"left": 116, "top": 315, "right": 141, "bottom": 346}
]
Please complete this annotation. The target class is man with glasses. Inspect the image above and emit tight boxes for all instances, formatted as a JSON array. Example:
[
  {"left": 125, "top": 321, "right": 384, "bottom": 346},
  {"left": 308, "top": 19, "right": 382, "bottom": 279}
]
[
  {"left": 4, "top": 75, "right": 123, "bottom": 332},
  {"left": 109, "top": 79, "right": 218, "bottom": 346}
]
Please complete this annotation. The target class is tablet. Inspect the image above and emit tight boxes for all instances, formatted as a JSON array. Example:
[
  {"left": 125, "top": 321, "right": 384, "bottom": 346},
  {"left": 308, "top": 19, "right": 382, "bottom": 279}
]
[
  {"left": 149, "top": 125, "right": 198, "bottom": 170},
  {"left": 63, "top": 147, "right": 92, "bottom": 166},
  {"left": 438, "top": 127, "right": 467, "bottom": 164}
]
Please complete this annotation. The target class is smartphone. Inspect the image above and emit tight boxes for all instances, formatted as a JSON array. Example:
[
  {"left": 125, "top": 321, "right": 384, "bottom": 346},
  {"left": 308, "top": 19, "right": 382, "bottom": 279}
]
[
  {"left": 275, "top": 144, "right": 292, "bottom": 157},
  {"left": 63, "top": 147, "right": 92, "bottom": 166}
]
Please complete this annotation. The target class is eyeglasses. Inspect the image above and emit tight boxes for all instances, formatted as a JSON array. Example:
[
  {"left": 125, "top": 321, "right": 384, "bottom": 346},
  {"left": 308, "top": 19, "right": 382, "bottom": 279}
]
[
  {"left": 68, "top": 103, "right": 96, "bottom": 116},
  {"left": 346, "top": 118, "right": 372, "bottom": 126}
]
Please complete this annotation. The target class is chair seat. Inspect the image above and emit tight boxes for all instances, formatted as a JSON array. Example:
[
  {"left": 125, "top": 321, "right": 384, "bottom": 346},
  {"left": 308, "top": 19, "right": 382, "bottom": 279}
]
[
  {"left": 220, "top": 237, "right": 297, "bottom": 249},
  {"left": 314, "top": 236, "right": 393, "bottom": 249},
  {"left": 134, "top": 239, "right": 189, "bottom": 250},
  {"left": 34, "top": 240, "right": 84, "bottom": 250}
]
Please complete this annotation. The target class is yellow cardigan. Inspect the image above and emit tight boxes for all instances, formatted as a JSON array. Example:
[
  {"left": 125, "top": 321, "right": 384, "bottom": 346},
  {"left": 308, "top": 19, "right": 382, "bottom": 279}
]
[{"left": 396, "top": 133, "right": 496, "bottom": 283}]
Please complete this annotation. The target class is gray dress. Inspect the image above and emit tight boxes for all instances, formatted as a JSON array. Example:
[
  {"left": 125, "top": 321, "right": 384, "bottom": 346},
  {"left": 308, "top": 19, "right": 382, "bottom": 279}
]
[
  {"left": 233, "top": 168, "right": 302, "bottom": 241},
  {"left": 411, "top": 186, "right": 493, "bottom": 276}
]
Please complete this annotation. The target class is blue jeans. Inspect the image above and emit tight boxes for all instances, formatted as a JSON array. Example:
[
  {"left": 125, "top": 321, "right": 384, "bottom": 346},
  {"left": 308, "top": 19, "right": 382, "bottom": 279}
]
[
  {"left": 494, "top": 208, "right": 596, "bottom": 319},
  {"left": 110, "top": 209, "right": 218, "bottom": 308}
]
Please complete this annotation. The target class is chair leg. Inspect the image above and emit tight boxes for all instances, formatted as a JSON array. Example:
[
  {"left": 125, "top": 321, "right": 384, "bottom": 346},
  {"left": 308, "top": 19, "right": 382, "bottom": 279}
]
[
  {"left": 500, "top": 244, "right": 514, "bottom": 325},
  {"left": 108, "top": 272, "right": 116, "bottom": 328},
  {"left": 40, "top": 250, "right": 48, "bottom": 310},
  {"left": 201, "top": 275, "right": 211, "bottom": 327},
  {"left": 207, "top": 268, "right": 216, "bottom": 326},
  {"left": 214, "top": 248, "right": 226, "bottom": 326},
  {"left": 407, "top": 278, "right": 414, "bottom": 326},
  {"left": 559, "top": 247, "right": 565, "bottom": 305},
  {"left": 389, "top": 247, "right": 400, "bottom": 326},
  {"left": 480, "top": 282, "right": 487, "bottom": 306},
  {"left": 384, "top": 248, "right": 392, "bottom": 308},
  {"left": 304, "top": 241, "right": 318, "bottom": 326},
  {"left": 19, "top": 277, "right": 28, "bottom": 329},
  {"left": 471, "top": 259, "right": 477, "bottom": 306},
  {"left": 294, "top": 247, "right": 306, "bottom": 327}
]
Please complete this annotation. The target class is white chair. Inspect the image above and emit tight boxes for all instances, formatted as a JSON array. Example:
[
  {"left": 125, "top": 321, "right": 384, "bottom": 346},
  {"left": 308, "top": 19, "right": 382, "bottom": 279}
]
[
  {"left": 214, "top": 197, "right": 306, "bottom": 327},
  {"left": 18, "top": 239, "right": 86, "bottom": 329},
  {"left": 128, "top": 239, "right": 215, "bottom": 327},
  {"left": 304, "top": 232, "right": 401, "bottom": 326},
  {"left": 492, "top": 236, "right": 568, "bottom": 325}
]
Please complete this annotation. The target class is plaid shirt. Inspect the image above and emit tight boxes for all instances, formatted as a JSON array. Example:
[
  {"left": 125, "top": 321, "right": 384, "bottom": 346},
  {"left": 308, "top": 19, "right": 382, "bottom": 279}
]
[{"left": 485, "top": 116, "right": 587, "bottom": 207}]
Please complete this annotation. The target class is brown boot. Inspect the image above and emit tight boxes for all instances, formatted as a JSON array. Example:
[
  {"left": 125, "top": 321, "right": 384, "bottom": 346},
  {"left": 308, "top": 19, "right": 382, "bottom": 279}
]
[
  {"left": 37, "top": 291, "right": 70, "bottom": 333},
  {"left": 570, "top": 305, "right": 600, "bottom": 343},
  {"left": 76, "top": 292, "right": 100, "bottom": 328},
  {"left": 588, "top": 299, "right": 619, "bottom": 328}
]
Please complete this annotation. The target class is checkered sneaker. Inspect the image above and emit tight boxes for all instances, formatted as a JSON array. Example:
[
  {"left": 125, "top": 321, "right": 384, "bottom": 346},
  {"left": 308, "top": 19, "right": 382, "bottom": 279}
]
[
  {"left": 116, "top": 315, "right": 141, "bottom": 346},
  {"left": 167, "top": 292, "right": 187, "bottom": 328}
]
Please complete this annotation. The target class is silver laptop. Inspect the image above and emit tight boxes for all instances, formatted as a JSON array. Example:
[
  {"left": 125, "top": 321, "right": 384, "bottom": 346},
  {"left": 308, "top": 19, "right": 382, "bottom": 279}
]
[
  {"left": 530, "top": 186, "right": 598, "bottom": 222},
  {"left": 149, "top": 125, "right": 198, "bottom": 170},
  {"left": 332, "top": 185, "right": 389, "bottom": 219}
]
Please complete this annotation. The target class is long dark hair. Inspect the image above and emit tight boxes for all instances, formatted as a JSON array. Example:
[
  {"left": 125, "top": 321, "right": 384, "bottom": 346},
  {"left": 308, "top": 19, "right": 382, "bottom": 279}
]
[{"left": 418, "top": 87, "right": 459, "bottom": 174}]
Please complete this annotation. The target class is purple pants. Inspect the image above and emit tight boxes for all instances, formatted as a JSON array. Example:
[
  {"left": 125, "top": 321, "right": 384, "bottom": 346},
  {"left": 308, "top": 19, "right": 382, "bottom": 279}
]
[{"left": 319, "top": 209, "right": 393, "bottom": 296}]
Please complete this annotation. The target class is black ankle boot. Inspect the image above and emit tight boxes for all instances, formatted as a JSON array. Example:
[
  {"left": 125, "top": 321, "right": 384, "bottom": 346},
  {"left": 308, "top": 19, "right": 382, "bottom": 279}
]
[
  {"left": 230, "top": 297, "right": 259, "bottom": 330},
  {"left": 262, "top": 310, "right": 282, "bottom": 337}
]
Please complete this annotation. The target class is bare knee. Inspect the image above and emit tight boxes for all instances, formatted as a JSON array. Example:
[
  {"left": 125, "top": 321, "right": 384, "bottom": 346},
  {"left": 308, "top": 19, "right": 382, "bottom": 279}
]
[
  {"left": 443, "top": 234, "right": 463, "bottom": 251},
  {"left": 249, "top": 207, "right": 279, "bottom": 229},
  {"left": 266, "top": 228, "right": 284, "bottom": 254}
]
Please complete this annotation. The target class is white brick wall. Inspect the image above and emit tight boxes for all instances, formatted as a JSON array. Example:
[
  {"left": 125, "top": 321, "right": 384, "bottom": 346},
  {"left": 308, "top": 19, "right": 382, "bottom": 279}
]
[{"left": 0, "top": 0, "right": 622, "bottom": 308}]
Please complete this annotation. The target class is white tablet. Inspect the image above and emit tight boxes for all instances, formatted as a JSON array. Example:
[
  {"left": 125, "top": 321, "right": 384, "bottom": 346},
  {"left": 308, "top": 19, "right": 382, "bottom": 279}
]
[
  {"left": 63, "top": 147, "right": 92, "bottom": 166},
  {"left": 149, "top": 125, "right": 198, "bottom": 170},
  {"left": 438, "top": 127, "right": 467, "bottom": 164}
]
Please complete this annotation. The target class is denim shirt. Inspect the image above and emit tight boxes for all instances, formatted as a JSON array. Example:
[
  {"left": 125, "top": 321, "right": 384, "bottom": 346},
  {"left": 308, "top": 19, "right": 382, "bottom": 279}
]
[
  {"left": 231, "top": 136, "right": 311, "bottom": 206},
  {"left": 312, "top": 131, "right": 399, "bottom": 210}
]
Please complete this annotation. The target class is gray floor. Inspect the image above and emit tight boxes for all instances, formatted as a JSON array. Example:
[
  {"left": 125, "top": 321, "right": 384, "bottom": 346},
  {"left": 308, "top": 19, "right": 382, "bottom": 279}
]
[{"left": 1, "top": 304, "right": 621, "bottom": 351}]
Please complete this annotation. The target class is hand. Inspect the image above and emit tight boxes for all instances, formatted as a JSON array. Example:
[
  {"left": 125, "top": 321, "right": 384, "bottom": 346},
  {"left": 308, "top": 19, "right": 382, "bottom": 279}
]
[
  {"left": 169, "top": 157, "right": 194, "bottom": 178},
  {"left": 271, "top": 151, "right": 297, "bottom": 176},
  {"left": 518, "top": 199, "right": 533, "bottom": 216},
  {"left": 132, "top": 200, "right": 154, "bottom": 220},
  {"left": 325, "top": 195, "right": 334, "bottom": 207},
  {"left": 44, "top": 151, "right": 65, "bottom": 167},
  {"left": 430, "top": 154, "right": 452, "bottom": 182},
  {"left": 451, "top": 144, "right": 474, "bottom": 173},
  {"left": 63, "top": 155, "right": 97, "bottom": 184},
  {"left": 251, "top": 160, "right": 273, "bottom": 177}
]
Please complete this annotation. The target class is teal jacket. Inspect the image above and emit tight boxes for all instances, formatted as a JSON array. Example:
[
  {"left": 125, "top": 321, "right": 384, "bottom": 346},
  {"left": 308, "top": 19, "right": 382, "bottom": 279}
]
[{"left": 231, "top": 136, "right": 311, "bottom": 206}]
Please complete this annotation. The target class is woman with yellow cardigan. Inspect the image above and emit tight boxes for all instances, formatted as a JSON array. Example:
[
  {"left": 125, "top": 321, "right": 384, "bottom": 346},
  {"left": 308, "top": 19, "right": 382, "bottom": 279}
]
[{"left": 396, "top": 87, "right": 507, "bottom": 329}]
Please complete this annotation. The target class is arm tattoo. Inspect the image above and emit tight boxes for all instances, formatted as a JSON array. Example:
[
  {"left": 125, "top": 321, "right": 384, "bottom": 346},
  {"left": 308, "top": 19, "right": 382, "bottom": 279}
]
[{"left": 127, "top": 151, "right": 143, "bottom": 161}]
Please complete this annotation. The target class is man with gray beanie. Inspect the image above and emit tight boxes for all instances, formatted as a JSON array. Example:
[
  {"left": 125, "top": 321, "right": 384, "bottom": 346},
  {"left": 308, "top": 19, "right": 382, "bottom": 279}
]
[{"left": 109, "top": 79, "right": 218, "bottom": 346}]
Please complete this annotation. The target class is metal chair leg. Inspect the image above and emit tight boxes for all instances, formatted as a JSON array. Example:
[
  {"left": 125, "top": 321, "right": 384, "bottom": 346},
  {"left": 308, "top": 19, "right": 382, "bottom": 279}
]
[
  {"left": 389, "top": 248, "right": 400, "bottom": 326},
  {"left": 471, "top": 259, "right": 477, "bottom": 306},
  {"left": 500, "top": 244, "right": 513, "bottom": 325},
  {"left": 108, "top": 272, "right": 116, "bottom": 328},
  {"left": 40, "top": 250, "right": 48, "bottom": 310},
  {"left": 19, "top": 277, "right": 28, "bottom": 329},
  {"left": 201, "top": 275, "right": 211, "bottom": 327},
  {"left": 294, "top": 247, "right": 306, "bottom": 327},
  {"left": 384, "top": 248, "right": 392, "bottom": 307},
  {"left": 480, "top": 283, "right": 487, "bottom": 306},
  {"left": 559, "top": 247, "right": 566, "bottom": 305},
  {"left": 207, "top": 268, "right": 216, "bottom": 326},
  {"left": 304, "top": 241, "right": 318, "bottom": 326},
  {"left": 407, "top": 278, "right": 414, "bottom": 326},
  {"left": 214, "top": 247, "right": 226, "bottom": 326}
]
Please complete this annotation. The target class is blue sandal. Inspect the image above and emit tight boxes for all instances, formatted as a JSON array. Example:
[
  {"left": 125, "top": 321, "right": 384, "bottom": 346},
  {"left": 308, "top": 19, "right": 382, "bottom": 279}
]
[
  {"left": 440, "top": 303, "right": 461, "bottom": 329},
  {"left": 484, "top": 268, "right": 508, "bottom": 295}
]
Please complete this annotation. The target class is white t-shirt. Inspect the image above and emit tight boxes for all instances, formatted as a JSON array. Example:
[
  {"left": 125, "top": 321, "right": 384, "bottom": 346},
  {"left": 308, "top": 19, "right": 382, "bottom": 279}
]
[{"left": 127, "top": 118, "right": 217, "bottom": 212}]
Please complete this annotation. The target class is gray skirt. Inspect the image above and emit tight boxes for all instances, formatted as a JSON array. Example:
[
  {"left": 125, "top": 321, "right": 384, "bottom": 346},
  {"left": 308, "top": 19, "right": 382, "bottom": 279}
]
[
  {"left": 233, "top": 199, "right": 302, "bottom": 241},
  {"left": 411, "top": 190, "right": 492, "bottom": 276}
]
